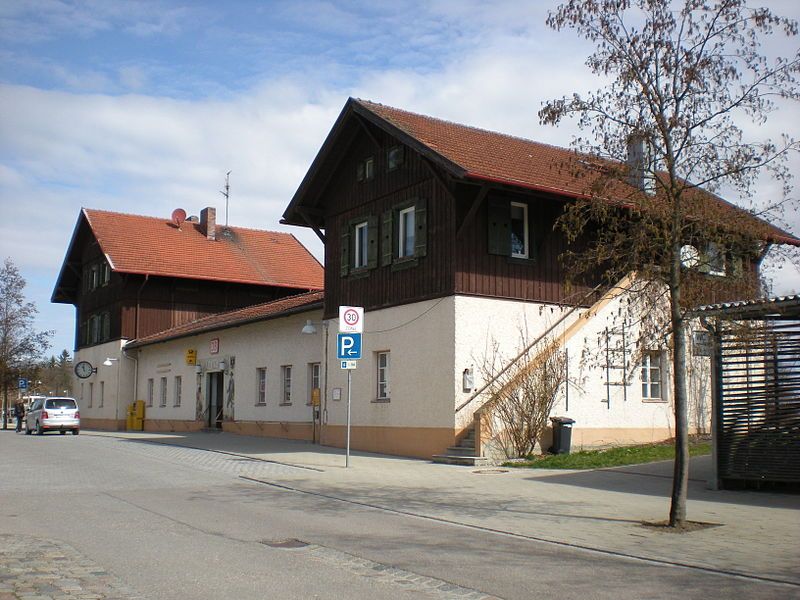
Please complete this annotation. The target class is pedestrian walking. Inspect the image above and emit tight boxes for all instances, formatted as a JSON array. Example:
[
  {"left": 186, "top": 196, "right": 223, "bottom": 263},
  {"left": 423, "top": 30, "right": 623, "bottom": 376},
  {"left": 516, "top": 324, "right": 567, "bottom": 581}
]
[{"left": 14, "top": 400, "right": 25, "bottom": 432}]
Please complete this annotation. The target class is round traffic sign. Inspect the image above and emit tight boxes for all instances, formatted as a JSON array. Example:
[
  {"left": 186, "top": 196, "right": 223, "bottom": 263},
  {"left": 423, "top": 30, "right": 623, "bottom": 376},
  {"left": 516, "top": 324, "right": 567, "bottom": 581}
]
[{"left": 343, "top": 308, "right": 360, "bottom": 327}]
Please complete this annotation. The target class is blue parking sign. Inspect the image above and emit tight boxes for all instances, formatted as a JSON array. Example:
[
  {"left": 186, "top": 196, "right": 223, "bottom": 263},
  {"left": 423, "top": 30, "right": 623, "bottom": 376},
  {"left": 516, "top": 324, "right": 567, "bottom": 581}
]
[
  {"left": 18, "top": 378, "right": 28, "bottom": 390},
  {"left": 336, "top": 333, "right": 362, "bottom": 360}
]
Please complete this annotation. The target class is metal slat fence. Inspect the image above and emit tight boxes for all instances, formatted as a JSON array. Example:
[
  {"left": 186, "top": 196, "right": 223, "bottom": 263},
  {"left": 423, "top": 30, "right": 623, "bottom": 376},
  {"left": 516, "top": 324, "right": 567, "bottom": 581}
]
[{"left": 716, "top": 320, "right": 800, "bottom": 484}]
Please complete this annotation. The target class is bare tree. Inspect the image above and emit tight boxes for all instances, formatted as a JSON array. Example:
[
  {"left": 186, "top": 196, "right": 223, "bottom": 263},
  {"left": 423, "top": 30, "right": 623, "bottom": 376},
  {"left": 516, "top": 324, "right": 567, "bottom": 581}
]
[
  {"left": 480, "top": 333, "right": 567, "bottom": 459},
  {"left": 540, "top": 0, "right": 799, "bottom": 526},
  {"left": 0, "top": 258, "right": 52, "bottom": 428}
]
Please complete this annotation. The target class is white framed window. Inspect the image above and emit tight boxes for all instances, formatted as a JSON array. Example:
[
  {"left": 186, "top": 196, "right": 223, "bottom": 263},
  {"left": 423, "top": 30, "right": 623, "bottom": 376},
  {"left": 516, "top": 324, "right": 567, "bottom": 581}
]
[
  {"left": 99, "top": 381, "right": 104, "bottom": 408},
  {"left": 354, "top": 221, "right": 369, "bottom": 269},
  {"left": 256, "top": 368, "right": 267, "bottom": 405},
  {"left": 376, "top": 351, "right": 390, "bottom": 401},
  {"left": 308, "top": 363, "right": 320, "bottom": 405},
  {"left": 510, "top": 202, "right": 529, "bottom": 259},
  {"left": 281, "top": 365, "right": 292, "bottom": 405},
  {"left": 174, "top": 376, "right": 182, "bottom": 407},
  {"left": 159, "top": 377, "right": 167, "bottom": 407},
  {"left": 641, "top": 351, "right": 663, "bottom": 401},
  {"left": 398, "top": 206, "right": 415, "bottom": 258},
  {"left": 88, "top": 382, "right": 93, "bottom": 408},
  {"left": 147, "top": 378, "right": 154, "bottom": 407}
]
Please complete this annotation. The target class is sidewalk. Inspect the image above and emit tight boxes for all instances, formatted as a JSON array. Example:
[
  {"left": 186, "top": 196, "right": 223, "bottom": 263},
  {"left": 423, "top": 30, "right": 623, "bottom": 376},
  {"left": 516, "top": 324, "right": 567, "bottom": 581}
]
[{"left": 87, "top": 430, "right": 800, "bottom": 586}]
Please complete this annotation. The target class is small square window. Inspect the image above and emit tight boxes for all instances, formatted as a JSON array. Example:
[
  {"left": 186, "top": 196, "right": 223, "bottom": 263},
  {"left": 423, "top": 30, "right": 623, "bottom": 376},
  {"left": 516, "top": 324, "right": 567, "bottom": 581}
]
[
  {"left": 387, "top": 146, "right": 404, "bottom": 171},
  {"left": 357, "top": 157, "right": 374, "bottom": 182}
]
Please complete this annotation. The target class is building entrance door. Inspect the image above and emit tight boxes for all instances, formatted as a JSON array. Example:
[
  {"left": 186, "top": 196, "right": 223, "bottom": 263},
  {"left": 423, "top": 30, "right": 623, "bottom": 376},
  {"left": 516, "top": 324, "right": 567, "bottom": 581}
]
[{"left": 207, "top": 372, "right": 224, "bottom": 429}]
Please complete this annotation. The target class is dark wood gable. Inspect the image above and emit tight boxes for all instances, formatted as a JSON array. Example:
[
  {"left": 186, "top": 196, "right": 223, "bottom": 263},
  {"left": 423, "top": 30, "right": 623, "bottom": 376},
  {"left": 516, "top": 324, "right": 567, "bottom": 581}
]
[{"left": 282, "top": 98, "right": 595, "bottom": 317}]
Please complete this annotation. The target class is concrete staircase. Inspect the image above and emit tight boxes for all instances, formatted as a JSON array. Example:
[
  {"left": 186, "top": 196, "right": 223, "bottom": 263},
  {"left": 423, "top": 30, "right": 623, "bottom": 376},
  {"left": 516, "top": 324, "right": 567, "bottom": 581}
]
[{"left": 432, "top": 427, "right": 489, "bottom": 466}]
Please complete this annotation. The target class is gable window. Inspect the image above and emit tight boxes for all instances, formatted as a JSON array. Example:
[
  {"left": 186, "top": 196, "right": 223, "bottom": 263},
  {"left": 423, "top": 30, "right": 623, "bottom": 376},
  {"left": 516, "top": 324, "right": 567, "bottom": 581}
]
[
  {"left": 398, "top": 207, "right": 415, "bottom": 258},
  {"left": 381, "top": 199, "right": 428, "bottom": 268},
  {"left": 510, "top": 202, "right": 529, "bottom": 258},
  {"left": 376, "top": 351, "right": 390, "bottom": 401},
  {"left": 356, "top": 156, "right": 374, "bottom": 182},
  {"left": 641, "top": 351, "right": 663, "bottom": 401},
  {"left": 700, "top": 242, "right": 725, "bottom": 276},
  {"left": 281, "top": 365, "right": 292, "bottom": 405},
  {"left": 387, "top": 145, "right": 404, "bottom": 171},
  {"left": 256, "top": 368, "right": 267, "bottom": 405},
  {"left": 354, "top": 221, "right": 369, "bottom": 269},
  {"left": 341, "top": 215, "right": 379, "bottom": 277},
  {"left": 488, "top": 197, "right": 534, "bottom": 260}
]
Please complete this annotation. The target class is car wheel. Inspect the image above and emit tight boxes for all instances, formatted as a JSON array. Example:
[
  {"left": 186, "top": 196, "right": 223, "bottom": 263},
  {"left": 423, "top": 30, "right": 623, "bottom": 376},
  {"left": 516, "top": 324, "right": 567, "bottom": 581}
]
[
  {"left": 72, "top": 429, "right": 79, "bottom": 435},
  {"left": 35, "top": 421, "right": 43, "bottom": 436}
]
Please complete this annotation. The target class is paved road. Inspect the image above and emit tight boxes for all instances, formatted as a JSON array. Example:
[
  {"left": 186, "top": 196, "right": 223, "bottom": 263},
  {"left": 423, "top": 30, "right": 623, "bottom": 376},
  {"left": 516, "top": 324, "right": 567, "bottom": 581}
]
[{"left": 1, "top": 429, "right": 798, "bottom": 600}]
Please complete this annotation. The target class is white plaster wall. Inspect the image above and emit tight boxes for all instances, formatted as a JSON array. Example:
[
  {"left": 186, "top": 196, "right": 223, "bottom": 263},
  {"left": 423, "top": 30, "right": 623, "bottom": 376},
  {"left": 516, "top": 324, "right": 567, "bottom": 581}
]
[
  {"left": 453, "top": 295, "right": 578, "bottom": 429},
  {"left": 133, "top": 309, "right": 323, "bottom": 424},
  {"left": 73, "top": 340, "right": 135, "bottom": 423},
  {"left": 549, "top": 288, "right": 711, "bottom": 435},
  {"left": 322, "top": 298, "right": 456, "bottom": 429}
]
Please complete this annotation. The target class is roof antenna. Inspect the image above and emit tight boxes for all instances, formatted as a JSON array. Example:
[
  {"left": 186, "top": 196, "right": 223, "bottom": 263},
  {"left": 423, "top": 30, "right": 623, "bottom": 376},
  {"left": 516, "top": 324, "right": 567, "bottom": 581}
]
[{"left": 220, "top": 171, "right": 231, "bottom": 227}]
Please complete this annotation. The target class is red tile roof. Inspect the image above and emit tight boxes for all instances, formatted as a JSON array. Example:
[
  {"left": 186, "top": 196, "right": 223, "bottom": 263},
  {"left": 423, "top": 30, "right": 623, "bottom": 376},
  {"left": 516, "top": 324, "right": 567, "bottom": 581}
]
[
  {"left": 126, "top": 290, "right": 323, "bottom": 348},
  {"left": 351, "top": 99, "right": 799, "bottom": 246},
  {"left": 84, "top": 208, "right": 323, "bottom": 289}
]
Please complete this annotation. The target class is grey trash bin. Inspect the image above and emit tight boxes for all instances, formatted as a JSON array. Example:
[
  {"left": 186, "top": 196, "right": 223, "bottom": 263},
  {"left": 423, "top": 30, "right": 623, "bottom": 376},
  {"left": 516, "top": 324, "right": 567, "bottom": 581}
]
[{"left": 549, "top": 417, "right": 575, "bottom": 454}]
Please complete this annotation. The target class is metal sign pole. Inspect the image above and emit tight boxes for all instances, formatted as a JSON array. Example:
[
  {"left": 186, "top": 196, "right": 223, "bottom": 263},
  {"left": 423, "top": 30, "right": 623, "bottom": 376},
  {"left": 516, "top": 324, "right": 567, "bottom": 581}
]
[{"left": 346, "top": 369, "right": 352, "bottom": 468}]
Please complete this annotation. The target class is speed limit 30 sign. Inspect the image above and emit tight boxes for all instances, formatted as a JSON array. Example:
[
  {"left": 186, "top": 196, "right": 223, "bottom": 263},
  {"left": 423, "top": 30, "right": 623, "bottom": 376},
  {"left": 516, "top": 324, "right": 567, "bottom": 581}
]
[{"left": 338, "top": 306, "right": 364, "bottom": 333}]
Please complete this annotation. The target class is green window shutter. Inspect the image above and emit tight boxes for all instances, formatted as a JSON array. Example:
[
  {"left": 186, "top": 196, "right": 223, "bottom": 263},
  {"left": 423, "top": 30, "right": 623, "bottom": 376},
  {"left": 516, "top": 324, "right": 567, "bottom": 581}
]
[
  {"left": 414, "top": 198, "right": 427, "bottom": 258},
  {"left": 381, "top": 210, "right": 393, "bottom": 267},
  {"left": 487, "top": 197, "right": 510, "bottom": 256},
  {"left": 367, "top": 215, "right": 379, "bottom": 269},
  {"left": 340, "top": 230, "right": 350, "bottom": 277}
]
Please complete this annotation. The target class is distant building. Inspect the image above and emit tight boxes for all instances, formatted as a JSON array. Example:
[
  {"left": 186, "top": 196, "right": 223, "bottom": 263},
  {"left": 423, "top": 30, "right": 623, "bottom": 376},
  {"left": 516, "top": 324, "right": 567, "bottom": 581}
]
[{"left": 52, "top": 207, "right": 322, "bottom": 429}]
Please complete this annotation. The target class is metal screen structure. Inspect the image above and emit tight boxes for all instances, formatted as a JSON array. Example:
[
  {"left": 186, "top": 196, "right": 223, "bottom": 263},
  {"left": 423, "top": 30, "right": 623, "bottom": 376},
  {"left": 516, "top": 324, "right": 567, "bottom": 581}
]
[{"left": 715, "top": 318, "right": 800, "bottom": 486}]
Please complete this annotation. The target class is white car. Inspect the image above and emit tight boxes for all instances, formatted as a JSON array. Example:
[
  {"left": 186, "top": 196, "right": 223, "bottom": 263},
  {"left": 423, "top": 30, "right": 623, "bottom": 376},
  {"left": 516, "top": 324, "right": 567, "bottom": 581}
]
[{"left": 25, "top": 397, "right": 80, "bottom": 435}]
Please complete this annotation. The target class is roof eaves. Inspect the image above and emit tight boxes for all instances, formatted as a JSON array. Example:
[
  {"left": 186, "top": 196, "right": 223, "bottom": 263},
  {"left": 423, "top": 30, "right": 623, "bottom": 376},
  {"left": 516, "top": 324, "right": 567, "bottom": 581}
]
[
  {"left": 51, "top": 209, "right": 90, "bottom": 304},
  {"left": 126, "top": 298, "right": 324, "bottom": 349}
]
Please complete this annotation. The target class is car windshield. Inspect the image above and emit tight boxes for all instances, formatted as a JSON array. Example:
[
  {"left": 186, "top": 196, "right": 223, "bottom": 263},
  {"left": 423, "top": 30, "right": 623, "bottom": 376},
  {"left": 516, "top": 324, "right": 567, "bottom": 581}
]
[{"left": 45, "top": 399, "right": 77, "bottom": 410}]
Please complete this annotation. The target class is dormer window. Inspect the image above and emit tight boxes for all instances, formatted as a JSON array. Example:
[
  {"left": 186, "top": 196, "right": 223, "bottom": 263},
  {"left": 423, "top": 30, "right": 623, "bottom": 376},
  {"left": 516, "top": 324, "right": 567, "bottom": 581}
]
[{"left": 356, "top": 157, "right": 374, "bottom": 182}]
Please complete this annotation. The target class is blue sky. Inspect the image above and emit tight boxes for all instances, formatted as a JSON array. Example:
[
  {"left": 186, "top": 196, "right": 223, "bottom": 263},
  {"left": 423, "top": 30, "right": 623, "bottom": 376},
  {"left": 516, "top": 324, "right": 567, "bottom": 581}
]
[{"left": 1, "top": 0, "right": 798, "bottom": 357}]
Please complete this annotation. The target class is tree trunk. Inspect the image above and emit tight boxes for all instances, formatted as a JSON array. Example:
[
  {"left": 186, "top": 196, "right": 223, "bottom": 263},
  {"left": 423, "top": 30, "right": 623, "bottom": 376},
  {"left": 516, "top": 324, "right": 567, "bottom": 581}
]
[{"left": 668, "top": 258, "right": 690, "bottom": 527}]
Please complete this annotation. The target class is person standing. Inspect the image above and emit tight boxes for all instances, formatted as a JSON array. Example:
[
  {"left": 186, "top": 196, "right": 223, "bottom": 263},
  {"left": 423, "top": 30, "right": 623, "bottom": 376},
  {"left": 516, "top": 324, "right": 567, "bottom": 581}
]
[{"left": 14, "top": 400, "right": 24, "bottom": 433}]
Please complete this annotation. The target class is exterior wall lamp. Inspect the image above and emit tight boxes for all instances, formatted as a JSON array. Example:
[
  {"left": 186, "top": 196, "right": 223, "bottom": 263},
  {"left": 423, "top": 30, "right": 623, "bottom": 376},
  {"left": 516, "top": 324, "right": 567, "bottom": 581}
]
[
  {"left": 103, "top": 357, "right": 120, "bottom": 367},
  {"left": 301, "top": 319, "right": 329, "bottom": 335}
]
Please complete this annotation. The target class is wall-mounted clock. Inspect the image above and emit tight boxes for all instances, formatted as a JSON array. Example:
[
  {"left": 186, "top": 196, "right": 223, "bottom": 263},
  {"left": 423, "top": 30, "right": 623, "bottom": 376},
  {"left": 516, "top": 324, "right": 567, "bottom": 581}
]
[{"left": 74, "top": 360, "right": 95, "bottom": 379}]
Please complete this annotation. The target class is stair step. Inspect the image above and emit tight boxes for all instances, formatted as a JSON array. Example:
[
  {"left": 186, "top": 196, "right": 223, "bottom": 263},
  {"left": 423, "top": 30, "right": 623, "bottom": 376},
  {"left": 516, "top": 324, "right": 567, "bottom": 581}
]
[
  {"left": 431, "top": 454, "right": 490, "bottom": 467},
  {"left": 444, "top": 446, "right": 478, "bottom": 456}
]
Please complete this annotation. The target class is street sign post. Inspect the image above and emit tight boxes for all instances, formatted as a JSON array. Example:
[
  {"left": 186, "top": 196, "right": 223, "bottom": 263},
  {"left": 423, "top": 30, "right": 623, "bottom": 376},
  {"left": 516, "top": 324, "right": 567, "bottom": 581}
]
[{"left": 338, "top": 306, "right": 364, "bottom": 468}]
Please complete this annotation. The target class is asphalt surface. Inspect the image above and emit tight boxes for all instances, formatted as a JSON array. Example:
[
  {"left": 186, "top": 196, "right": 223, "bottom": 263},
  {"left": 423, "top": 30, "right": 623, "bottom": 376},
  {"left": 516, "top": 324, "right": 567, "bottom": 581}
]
[{"left": 1, "top": 428, "right": 798, "bottom": 600}]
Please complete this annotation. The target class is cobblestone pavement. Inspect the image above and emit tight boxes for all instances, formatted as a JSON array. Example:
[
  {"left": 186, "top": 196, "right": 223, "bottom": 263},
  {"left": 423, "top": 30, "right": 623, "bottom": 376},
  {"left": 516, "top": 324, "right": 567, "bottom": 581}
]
[{"left": 0, "top": 534, "right": 145, "bottom": 600}]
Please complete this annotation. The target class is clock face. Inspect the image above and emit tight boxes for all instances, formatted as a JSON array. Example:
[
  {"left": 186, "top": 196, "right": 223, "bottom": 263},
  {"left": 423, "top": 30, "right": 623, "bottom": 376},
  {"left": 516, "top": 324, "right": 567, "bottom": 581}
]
[{"left": 74, "top": 360, "right": 94, "bottom": 379}]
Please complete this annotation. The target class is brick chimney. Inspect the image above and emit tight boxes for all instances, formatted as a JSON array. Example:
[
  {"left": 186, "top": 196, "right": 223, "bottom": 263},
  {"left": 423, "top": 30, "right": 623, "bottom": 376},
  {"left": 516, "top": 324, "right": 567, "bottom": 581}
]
[{"left": 200, "top": 207, "right": 216, "bottom": 241}]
